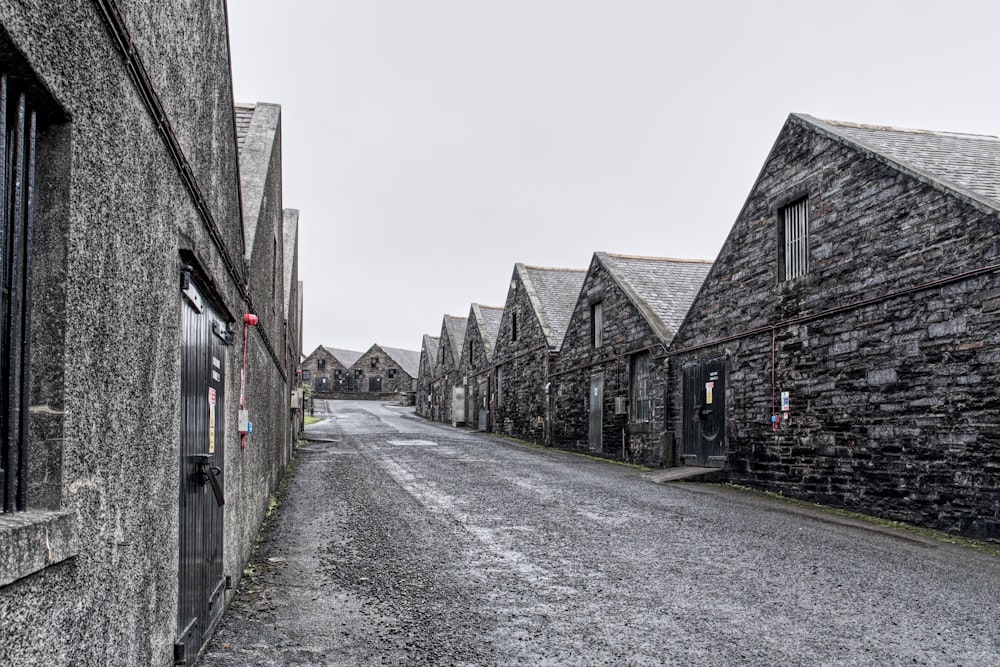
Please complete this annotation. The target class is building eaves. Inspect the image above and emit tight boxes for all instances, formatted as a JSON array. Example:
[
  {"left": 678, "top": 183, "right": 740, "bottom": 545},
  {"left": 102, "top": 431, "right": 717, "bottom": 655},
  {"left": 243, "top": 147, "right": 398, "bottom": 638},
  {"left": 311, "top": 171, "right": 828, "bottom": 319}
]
[
  {"left": 234, "top": 103, "right": 255, "bottom": 154},
  {"left": 421, "top": 335, "right": 440, "bottom": 374},
  {"left": 519, "top": 264, "right": 587, "bottom": 351},
  {"left": 795, "top": 113, "right": 1000, "bottom": 215},
  {"left": 599, "top": 253, "right": 713, "bottom": 343}
]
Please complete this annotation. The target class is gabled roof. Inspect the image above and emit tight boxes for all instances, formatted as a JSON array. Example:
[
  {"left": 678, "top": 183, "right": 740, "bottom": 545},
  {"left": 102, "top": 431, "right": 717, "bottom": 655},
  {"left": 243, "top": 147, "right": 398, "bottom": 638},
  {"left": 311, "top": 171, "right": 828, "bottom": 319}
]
[
  {"left": 421, "top": 335, "right": 440, "bottom": 371},
  {"left": 518, "top": 264, "right": 587, "bottom": 350},
  {"left": 235, "top": 102, "right": 282, "bottom": 262},
  {"left": 380, "top": 345, "right": 421, "bottom": 377},
  {"left": 796, "top": 114, "right": 1000, "bottom": 212},
  {"left": 470, "top": 304, "right": 504, "bottom": 360},
  {"left": 598, "top": 253, "right": 713, "bottom": 342},
  {"left": 282, "top": 208, "right": 298, "bottom": 318},
  {"left": 322, "top": 346, "right": 363, "bottom": 368},
  {"left": 234, "top": 103, "right": 255, "bottom": 153},
  {"left": 442, "top": 315, "right": 468, "bottom": 366}
]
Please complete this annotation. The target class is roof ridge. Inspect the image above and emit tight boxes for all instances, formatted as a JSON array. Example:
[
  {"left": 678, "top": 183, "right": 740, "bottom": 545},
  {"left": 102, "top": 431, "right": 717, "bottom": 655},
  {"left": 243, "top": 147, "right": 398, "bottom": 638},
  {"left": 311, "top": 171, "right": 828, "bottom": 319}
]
[
  {"left": 604, "top": 252, "right": 713, "bottom": 264},
  {"left": 523, "top": 264, "right": 587, "bottom": 273},
  {"left": 821, "top": 118, "right": 998, "bottom": 141}
]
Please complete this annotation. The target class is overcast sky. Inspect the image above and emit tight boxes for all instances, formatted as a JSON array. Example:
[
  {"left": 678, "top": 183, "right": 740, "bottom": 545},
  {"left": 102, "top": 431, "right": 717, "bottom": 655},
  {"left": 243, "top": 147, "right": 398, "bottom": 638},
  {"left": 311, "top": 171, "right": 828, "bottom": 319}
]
[{"left": 227, "top": 0, "right": 1000, "bottom": 355}]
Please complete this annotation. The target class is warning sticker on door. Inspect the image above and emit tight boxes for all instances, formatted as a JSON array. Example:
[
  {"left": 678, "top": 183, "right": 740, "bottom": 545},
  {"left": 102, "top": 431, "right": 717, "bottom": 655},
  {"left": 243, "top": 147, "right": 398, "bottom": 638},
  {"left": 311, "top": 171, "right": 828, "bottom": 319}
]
[
  {"left": 208, "top": 388, "right": 216, "bottom": 454},
  {"left": 705, "top": 381, "right": 714, "bottom": 405}
]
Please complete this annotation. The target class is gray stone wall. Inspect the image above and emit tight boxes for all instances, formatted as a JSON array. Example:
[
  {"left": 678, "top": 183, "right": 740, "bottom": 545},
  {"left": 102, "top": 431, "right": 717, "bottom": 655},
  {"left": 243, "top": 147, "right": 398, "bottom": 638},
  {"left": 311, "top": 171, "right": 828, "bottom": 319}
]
[
  {"left": 415, "top": 339, "right": 438, "bottom": 418},
  {"left": 669, "top": 116, "right": 1000, "bottom": 540},
  {"left": 0, "top": 3, "right": 294, "bottom": 664},
  {"left": 436, "top": 324, "right": 462, "bottom": 423},
  {"left": 353, "top": 346, "right": 416, "bottom": 396},
  {"left": 301, "top": 347, "right": 351, "bottom": 395},
  {"left": 551, "top": 255, "right": 669, "bottom": 465},
  {"left": 492, "top": 272, "right": 551, "bottom": 443}
]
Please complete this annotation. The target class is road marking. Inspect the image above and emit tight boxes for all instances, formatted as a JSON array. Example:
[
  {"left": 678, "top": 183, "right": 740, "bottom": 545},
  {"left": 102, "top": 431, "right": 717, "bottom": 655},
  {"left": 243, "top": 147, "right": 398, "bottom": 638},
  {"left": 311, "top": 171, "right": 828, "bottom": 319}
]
[{"left": 386, "top": 439, "right": 438, "bottom": 447}]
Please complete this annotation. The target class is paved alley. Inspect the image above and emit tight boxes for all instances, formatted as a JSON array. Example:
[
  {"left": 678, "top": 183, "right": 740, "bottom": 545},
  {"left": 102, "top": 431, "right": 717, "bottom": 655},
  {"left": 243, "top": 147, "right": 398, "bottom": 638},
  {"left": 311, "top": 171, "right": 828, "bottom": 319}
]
[{"left": 202, "top": 400, "right": 1000, "bottom": 666}]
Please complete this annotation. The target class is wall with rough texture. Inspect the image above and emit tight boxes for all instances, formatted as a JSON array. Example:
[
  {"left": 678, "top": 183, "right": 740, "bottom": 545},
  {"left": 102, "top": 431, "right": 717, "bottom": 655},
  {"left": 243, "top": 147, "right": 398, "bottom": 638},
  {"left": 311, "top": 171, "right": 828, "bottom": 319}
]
[
  {"left": 492, "top": 271, "right": 551, "bottom": 443},
  {"left": 551, "top": 255, "right": 669, "bottom": 466},
  {"left": 0, "top": 2, "right": 293, "bottom": 665},
  {"left": 669, "top": 115, "right": 1000, "bottom": 541},
  {"left": 415, "top": 336, "right": 439, "bottom": 418}
]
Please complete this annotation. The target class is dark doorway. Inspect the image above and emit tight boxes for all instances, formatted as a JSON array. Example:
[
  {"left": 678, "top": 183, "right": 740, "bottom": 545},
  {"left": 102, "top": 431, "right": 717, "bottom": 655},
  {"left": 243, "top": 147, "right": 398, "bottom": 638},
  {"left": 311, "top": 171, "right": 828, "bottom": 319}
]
[
  {"left": 681, "top": 356, "right": 727, "bottom": 467},
  {"left": 589, "top": 373, "right": 603, "bottom": 453},
  {"left": 369, "top": 376, "right": 382, "bottom": 392},
  {"left": 177, "top": 278, "right": 228, "bottom": 663}
]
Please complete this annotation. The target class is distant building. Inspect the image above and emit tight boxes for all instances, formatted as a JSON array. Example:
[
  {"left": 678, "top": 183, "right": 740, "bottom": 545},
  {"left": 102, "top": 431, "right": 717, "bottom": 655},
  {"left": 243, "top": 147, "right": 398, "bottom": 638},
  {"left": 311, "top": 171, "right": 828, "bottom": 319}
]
[
  {"left": 458, "top": 304, "right": 503, "bottom": 431},
  {"left": 352, "top": 344, "right": 421, "bottom": 399},
  {"left": 491, "top": 264, "right": 586, "bottom": 442},
  {"left": 301, "top": 346, "right": 363, "bottom": 395},
  {"left": 434, "top": 315, "right": 468, "bottom": 424},
  {"left": 416, "top": 335, "right": 440, "bottom": 419}
]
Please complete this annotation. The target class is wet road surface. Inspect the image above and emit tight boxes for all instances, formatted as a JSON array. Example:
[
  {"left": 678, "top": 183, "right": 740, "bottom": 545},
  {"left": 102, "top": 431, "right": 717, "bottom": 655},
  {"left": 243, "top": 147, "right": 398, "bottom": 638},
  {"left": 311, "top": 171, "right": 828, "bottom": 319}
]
[{"left": 202, "top": 399, "right": 1000, "bottom": 666}]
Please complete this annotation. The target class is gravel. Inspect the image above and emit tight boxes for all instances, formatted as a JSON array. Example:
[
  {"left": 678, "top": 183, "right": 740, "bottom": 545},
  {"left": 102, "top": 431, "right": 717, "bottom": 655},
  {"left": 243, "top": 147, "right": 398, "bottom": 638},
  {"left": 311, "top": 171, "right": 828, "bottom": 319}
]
[{"left": 201, "top": 400, "right": 1000, "bottom": 666}]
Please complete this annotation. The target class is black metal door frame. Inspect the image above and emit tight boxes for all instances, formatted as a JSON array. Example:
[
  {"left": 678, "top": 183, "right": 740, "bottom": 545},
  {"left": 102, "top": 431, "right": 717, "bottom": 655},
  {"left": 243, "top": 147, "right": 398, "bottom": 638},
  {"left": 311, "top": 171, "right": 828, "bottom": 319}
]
[
  {"left": 681, "top": 356, "right": 727, "bottom": 467},
  {"left": 176, "top": 276, "right": 228, "bottom": 664}
]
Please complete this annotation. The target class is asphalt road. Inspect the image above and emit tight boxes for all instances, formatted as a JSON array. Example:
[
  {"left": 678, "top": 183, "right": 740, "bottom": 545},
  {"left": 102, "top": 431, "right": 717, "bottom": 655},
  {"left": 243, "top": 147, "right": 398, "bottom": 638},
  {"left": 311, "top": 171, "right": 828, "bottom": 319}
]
[{"left": 202, "top": 399, "right": 1000, "bottom": 666}]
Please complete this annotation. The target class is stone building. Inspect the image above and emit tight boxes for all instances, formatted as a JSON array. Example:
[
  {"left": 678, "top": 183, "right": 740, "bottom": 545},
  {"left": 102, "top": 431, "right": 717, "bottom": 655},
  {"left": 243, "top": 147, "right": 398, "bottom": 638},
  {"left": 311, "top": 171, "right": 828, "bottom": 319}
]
[
  {"left": 458, "top": 304, "right": 504, "bottom": 431},
  {"left": 351, "top": 344, "right": 420, "bottom": 399},
  {"left": 416, "top": 334, "right": 440, "bottom": 419},
  {"left": 492, "top": 264, "right": 586, "bottom": 443},
  {"left": 668, "top": 113, "right": 1000, "bottom": 541},
  {"left": 0, "top": 3, "right": 299, "bottom": 665},
  {"left": 550, "top": 253, "right": 711, "bottom": 465},
  {"left": 301, "top": 345, "right": 363, "bottom": 395},
  {"left": 432, "top": 315, "right": 468, "bottom": 424}
]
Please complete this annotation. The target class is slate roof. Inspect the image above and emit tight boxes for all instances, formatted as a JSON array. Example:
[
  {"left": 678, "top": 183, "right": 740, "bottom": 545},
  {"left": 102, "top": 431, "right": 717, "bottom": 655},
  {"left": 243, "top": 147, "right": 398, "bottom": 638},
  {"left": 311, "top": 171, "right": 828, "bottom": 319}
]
[
  {"left": 472, "top": 304, "right": 504, "bottom": 359},
  {"left": 442, "top": 316, "right": 468, "bottom": 366},
  {"left": 599, "top": 253, "right": 713, "bottom": 342},
  {"left": 520, "top": 265, "right": 587, "bottom": 350},
  {"left": 381, "top": 346, "right": 421, "bottom": 378},
  {"left": 421, "top": 335, "right": 440, "bottom": 373},
  {"left": 322, "top": 346, "right": 363, "bottom": 368},
  {"left": 234, "top": 103, "right": 255, "bottom": 153},
  {"left": 800, "top": 114, "right": 1000, "bottom": 209}
]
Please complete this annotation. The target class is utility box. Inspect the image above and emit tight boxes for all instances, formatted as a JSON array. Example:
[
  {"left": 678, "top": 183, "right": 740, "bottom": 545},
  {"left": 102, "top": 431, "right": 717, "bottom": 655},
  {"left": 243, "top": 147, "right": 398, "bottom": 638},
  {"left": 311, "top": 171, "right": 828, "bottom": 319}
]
[{"left": 615, "top": 397, "right": 628, "bottom": 415}]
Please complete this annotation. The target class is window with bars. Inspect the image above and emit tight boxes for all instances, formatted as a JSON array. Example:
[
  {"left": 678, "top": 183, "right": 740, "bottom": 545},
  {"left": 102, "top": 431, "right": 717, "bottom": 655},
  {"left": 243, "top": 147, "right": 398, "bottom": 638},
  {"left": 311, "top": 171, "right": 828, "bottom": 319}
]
[
  {"left": 1, "top": 76, "right": 39, "bottom": 514},
  {"left": 780, "top": 197, "right": 809, "bottom": 281},
  {"left": 631, "top": 351, "right": 651, "bottom": 423}
]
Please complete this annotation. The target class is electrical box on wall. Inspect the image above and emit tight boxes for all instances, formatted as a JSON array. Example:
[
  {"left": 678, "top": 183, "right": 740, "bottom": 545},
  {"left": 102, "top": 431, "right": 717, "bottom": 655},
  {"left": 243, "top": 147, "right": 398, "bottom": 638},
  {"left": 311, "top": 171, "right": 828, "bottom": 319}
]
[
  {"left": 615, "top": 397, "right": 628, "bottom": 415},
  {"left": 238, "top": 410, "right": 250, "bottom": 434}
]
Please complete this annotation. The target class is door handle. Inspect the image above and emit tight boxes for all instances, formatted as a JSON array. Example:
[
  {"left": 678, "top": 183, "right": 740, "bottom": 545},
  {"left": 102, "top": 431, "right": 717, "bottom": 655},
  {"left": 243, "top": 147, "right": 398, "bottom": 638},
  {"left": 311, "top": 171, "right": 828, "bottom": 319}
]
[{"left": 194, "top": 454, "right": 226, "bottom": 507}]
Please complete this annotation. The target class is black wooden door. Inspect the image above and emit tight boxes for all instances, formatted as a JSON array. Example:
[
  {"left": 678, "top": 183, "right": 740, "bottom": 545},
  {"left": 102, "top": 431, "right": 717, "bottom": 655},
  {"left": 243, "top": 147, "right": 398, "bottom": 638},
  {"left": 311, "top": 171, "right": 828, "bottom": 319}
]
[
  {"left": 681, "top": 357, "right": 727, "bottom": 466},
  {"left": 369, "top": 376, "right": 382, "bottom": 392},
  {"left": 177, "top": 278, "right": 227, "bottom": 664}
]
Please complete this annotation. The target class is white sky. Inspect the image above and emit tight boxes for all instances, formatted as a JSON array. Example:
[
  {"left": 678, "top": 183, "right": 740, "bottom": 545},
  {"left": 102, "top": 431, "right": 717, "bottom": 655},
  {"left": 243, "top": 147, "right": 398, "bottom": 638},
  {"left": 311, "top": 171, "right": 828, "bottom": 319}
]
[{"left": 227, "top": 0, "right": 1000, "bottom": 355}]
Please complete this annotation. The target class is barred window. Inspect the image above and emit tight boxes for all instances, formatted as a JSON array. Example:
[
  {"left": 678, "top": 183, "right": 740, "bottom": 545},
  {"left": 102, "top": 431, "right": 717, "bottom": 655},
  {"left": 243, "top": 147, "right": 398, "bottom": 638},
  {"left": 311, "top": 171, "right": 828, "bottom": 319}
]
[
  {"left": 780, "top": 197, "right": 809, "bottom": 281},
  {"left": 1, "top": 76, "right": 38, "bottom": 513},
  {"left": 631, "top": 351, "right": 650, "bottom": 423}
]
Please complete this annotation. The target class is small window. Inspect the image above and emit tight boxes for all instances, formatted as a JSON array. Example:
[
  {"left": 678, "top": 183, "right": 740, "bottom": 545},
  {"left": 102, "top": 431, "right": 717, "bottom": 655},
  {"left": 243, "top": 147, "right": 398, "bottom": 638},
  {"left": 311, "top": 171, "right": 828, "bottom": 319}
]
[
  {"left": 355, "top": 369, "right": 362, "bottom": 378},
  {"left": 591, "top": 302, "right": 603, "bottom": 348},
  {"left": 333, "top": 369, "right": 341, "bottom": 378},
  {"left": 780, "top": 197, "right": 809, "bottom": 281},
  {"left": 317, "top": 358, "right": 326, "bottom": 370},
  {"left": 302, "top": 370, "right": 311, "bottom": 380},
  {"left": 371, "top": 357, "right": 379, "bottom": 369},
  {"left": 511, "top": 311, "right": 518, "bottom": 342},
  {"left": 388, "top": 368, "right": 396, "bottom": 379}
]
